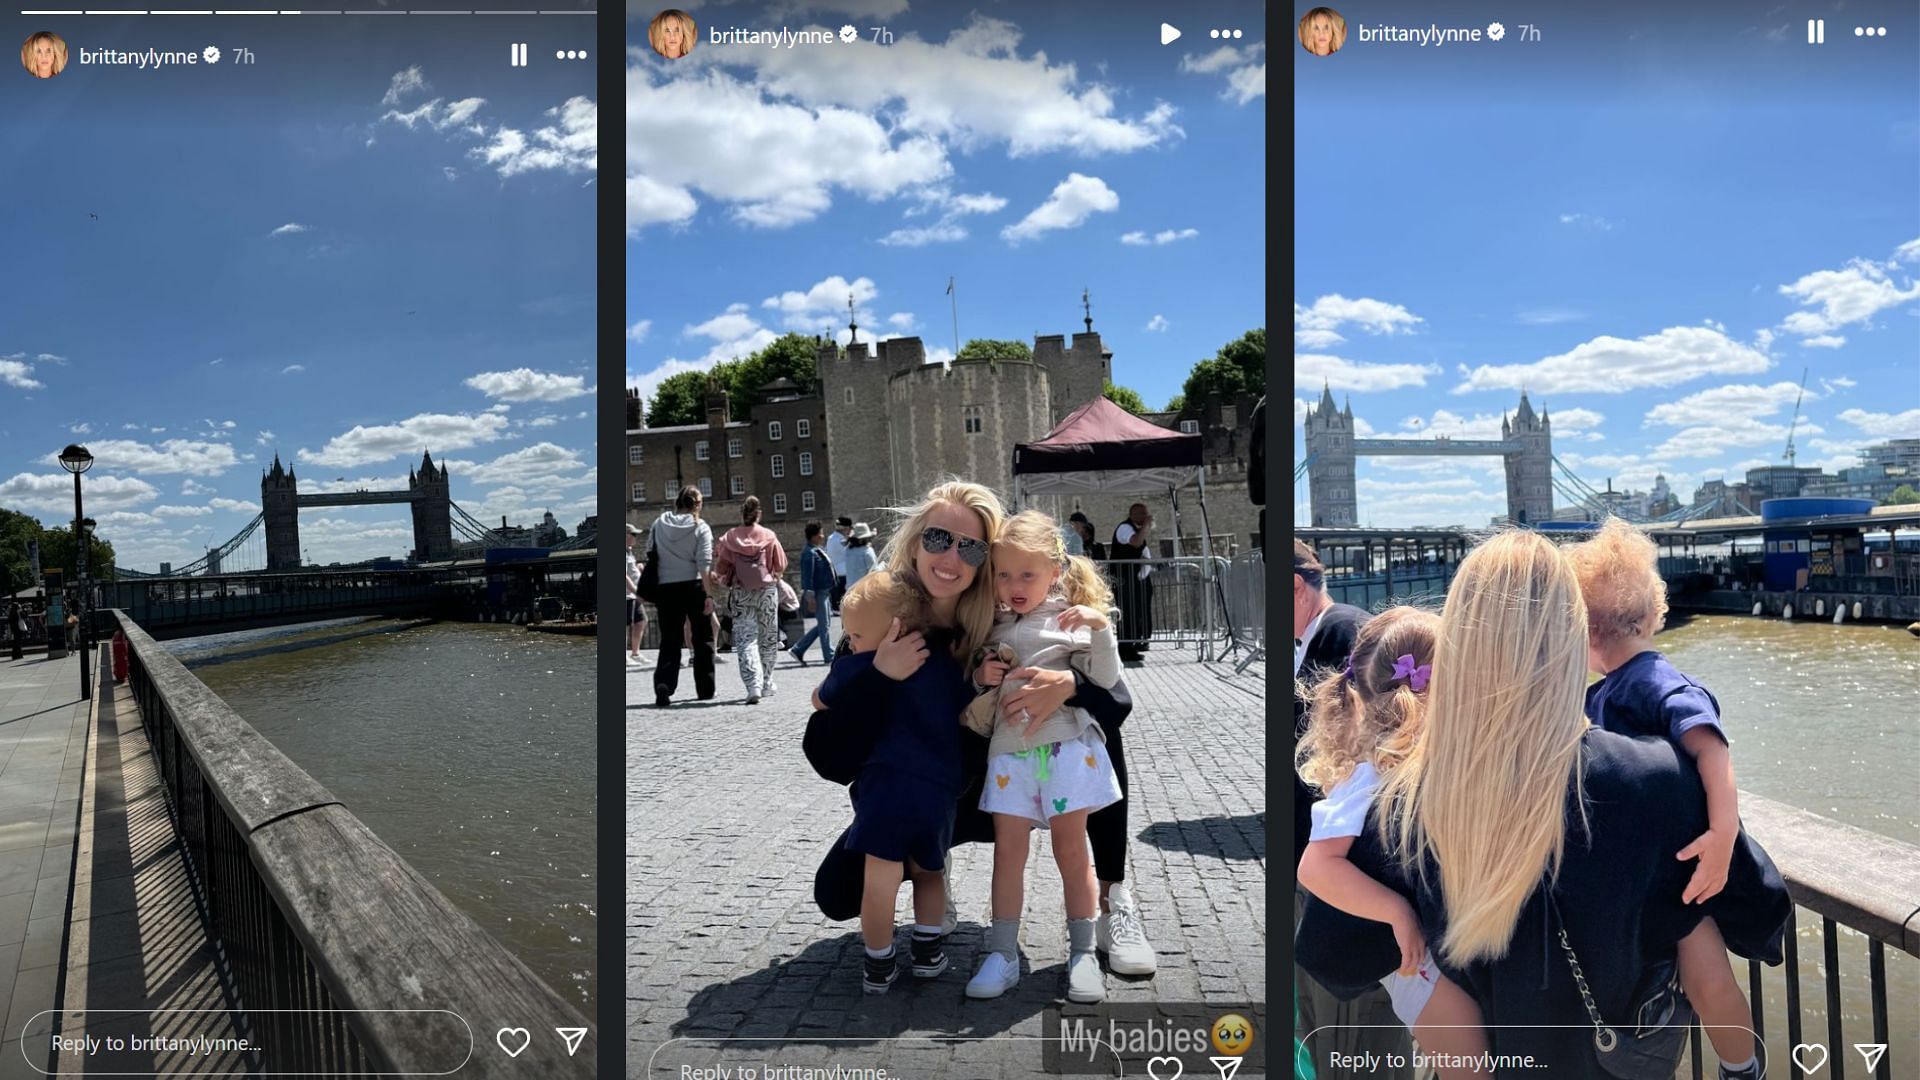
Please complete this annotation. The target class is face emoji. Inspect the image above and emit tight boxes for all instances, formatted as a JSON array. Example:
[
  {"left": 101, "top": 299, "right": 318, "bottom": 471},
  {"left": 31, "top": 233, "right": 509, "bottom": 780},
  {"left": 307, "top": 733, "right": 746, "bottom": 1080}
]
[{"left": 1210, "top": 1014, "right": 1253, "bottom": 1056}]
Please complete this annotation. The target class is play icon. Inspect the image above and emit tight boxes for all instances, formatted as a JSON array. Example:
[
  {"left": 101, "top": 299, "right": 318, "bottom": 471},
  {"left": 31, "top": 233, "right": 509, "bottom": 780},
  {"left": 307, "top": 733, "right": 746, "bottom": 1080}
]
[
  {"left": 1161, "top": 22, "right": 1181, "bottom": 45},
  {"left": 1855, "top": 1044, "right": 1887, "bottom": 1071},
  {"left": 557, "top": 1027, "right": 589, "bottom": 1057}
]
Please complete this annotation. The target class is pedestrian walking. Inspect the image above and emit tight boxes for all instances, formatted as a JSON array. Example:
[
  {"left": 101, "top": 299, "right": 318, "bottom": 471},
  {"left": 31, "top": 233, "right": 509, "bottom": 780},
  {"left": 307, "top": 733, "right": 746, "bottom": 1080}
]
[
  {"left": 625, "top": 523, "right": 648, "bottom": 665},
  {"left": 842, "top": 522, "right": 878, "bottom": 591},
  {"left": 826, "top": 516, "right": 853, "bottom": 611},
  {"left": 789, "top": 521, "right": 837, "bottom": 665},
  {"left": 649, "top": 486, "right": 716, "bottom": 707},
  {"left": 6, "top": 601, "right": 20, "bottom": 661},
  {"left": 713, "top": 496, "right": 788, "bottom": 704}
]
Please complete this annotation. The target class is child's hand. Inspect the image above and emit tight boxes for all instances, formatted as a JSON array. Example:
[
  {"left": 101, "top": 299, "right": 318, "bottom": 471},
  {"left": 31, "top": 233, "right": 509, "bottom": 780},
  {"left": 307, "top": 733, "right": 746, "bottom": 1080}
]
[
  {"left": 1387, "top": 903, "right": 1425, "bottom": 976},
  {"left": 1057, "top": 605, "right": 1109, "bottom": 632},
  {"left": 1676, "top": 826, "right": 1736, "bottom": 904},
  {"left": 977, "top": 657, "right": 1010, "bottom": 687}
]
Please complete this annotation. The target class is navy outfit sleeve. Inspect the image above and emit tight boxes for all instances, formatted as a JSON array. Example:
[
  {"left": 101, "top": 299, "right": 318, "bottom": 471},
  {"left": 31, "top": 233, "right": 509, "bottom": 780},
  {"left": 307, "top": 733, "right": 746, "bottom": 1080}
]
[
  {"left": 1067, "top": 668, "right": 1133, "bottom": 733},
  {"left": 1659, "top": 682, "right": 1726, "bottom": 745},
  {"left": 802, "top": 654, "right": 897, "bottom": 787}
]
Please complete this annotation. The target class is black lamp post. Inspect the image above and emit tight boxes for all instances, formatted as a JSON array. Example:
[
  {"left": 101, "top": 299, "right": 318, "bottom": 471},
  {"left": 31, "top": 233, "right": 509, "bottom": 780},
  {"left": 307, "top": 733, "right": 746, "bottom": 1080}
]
[{"left": 57, "top": 444, "right": 92, "bottom": 700}]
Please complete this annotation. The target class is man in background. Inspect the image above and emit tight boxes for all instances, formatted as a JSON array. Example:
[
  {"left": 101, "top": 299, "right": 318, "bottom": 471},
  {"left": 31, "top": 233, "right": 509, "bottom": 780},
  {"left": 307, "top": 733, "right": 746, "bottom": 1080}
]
[
  {"left": 1111, "top": 503, "right": 1154, "bottom": 661},
  {"left": 825, "top": 515, "right": 852, "bottom": 612}
]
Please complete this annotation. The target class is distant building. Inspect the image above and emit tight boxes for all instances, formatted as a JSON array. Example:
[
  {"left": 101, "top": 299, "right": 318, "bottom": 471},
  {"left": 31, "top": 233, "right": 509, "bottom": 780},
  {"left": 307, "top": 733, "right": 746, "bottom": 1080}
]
[
  {"left": 1802, "top": 438, "right": 1919, "bottom": 502},
  {"left": 1692, "top": 477, "right": 1757, "bottom": 516},
  {"left": 1744, "top": 465, "right": 1826, "bottom": 502}
]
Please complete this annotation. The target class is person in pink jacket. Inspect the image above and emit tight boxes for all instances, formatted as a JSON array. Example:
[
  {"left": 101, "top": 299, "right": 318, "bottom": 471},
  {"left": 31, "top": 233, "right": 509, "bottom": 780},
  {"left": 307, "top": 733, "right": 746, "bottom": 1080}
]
[{"left": 712, "top": 496, "right": 790, "bottom": 704}]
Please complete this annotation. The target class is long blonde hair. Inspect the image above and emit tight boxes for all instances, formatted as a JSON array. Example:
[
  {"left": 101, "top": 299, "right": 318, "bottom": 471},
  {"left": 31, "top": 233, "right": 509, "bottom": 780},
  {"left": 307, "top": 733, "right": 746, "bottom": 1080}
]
[
  {"left": 21, "top": 32, "right": 66, "bottom": 76},
  {"left": 879, "top": 479, "right": 1006, "bottom": 662},
  {"left": 1373, "top": 530, "right": 1591, "bottom": 966},
  {"left": 1295, "top": 606, "right": 1440, "bottom": 794},
  {"left": 995, "top": 510, "right": 1115, "bottom": 613},
  {"left": 648, "top": 9, "right": 696, "bottom": 58}
]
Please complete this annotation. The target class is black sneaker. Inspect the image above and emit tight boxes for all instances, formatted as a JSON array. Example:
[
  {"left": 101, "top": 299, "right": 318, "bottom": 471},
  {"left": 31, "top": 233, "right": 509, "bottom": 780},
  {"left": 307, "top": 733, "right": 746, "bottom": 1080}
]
[
  {"left": 910, "top": 933, "right": 948, "bottom": 978},
  {"left": 1719, "top": 1061, "right": 1764, "bottom": 1080},
  {"left": 654, "top": 692, "right": 671, "bottom": 708},
  {"left": 863, "top": 950, "right": 899, "bottom": 994}
]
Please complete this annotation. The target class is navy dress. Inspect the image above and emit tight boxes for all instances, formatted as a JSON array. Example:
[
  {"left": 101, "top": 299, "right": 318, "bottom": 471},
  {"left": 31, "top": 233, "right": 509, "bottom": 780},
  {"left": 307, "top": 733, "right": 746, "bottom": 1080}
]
[
  {"left": 1296, "top": 729, "right": 1790, "bottom": 1080},
  {"left": 817, "top": 642, "right": 972, "bottom": 871}
]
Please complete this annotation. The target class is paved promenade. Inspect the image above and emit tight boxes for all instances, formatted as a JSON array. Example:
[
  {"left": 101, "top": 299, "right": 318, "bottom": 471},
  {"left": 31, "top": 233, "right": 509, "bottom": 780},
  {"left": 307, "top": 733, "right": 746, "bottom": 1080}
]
[{"left": 627, "top": 640, "right": 1268, "bottom": 1079}]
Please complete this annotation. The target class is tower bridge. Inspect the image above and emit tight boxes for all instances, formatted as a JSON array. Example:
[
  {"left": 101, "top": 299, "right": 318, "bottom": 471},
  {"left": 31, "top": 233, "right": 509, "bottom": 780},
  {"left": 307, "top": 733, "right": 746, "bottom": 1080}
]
[{"left": 263, "top": 449, "right": 452, "bottom": 568}]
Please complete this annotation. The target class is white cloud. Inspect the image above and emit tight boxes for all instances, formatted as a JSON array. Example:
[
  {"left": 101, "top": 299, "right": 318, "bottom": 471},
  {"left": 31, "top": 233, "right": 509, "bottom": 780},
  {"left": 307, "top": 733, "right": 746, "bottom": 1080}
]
[
  {"left": 383, "top": 95, "right": 488, "bottom": 135},
  {"left": 1001, "top": 173, "right": 1118, "bottom": 244},
  {"left": 297, "top": 412, "right": 511, "bottom": 468},
  {"left": 627, "top": 173, "right": 699, "bottom": 232},
  {"left": 269, "top": 223, "right": 309, "bottom": 237},
  {"left": 464, "top": 368, "right": 593, "bottom": 403},
  {"left": 474, "top": 96, "right": 596, "bottom": 178},
  {"left": 210, "top": 497, "right": 261, "bottom": 513},
  {"left": 452, "top": 442, "right": 592, "bottom": 488},
  {"left": 763, "top": 275, "right": 879, "bottom": 332},
  {"left": 1293, "top": 328, "right": 1346, "bottom": 349},
  {"left": 302, "top": 475, "right": 408, "bottom": 495},
  {"left": 1777, "top": 254, "right": 1920, "bottom": 336},
  {"left": 1295, "top": 354, "right": 1440, "bottom": 392},
  {"left": 1802, "top": 335, "right": 1846, "bottom": 349},
  {"left": 1294, "top": 296, "right": 1423, "bottom": 342},
  {"left": 69, "top": 422, "right": 91, "bottom": 435},
  {"left": 256, "top": 430, "right": 276, "bottom": 447},
  {"left": 879, "top": 222, "right": 968, "bottom": 247},
  {"left": 154, "top": 504, "right": 213, "bottom": 518},
  {"left": 1453, "top": 325, "right": 1770, "bottom": 394},
  {"left": 1837, "top": 408, "right": 1920, "bottom": 438},
  {"left": 628, "top": 319, "right": 652, "bottom": 344},
  {"left": 1516, "top": 308, "right": 1587, "bottom": 326},
  {"left": 1649, "top": 417, "right": 1821, "bottom": 459},
  {"left": 1558, "top": 212, "right": 1615, "bottom": 231},
  {"left": 526, "top": 416, "right": 560, "bottom": 428},
  {"left": 42, "top": 438, "right": 240, "bottom": 477},
  {"left": 1144, "top": 315, "right": 1169, "bottom": 333},
  {"left": 282, "top": 364, "right": 305, "bottom": 374},
  {"left": 1120, "top": 228, "right": 1199, "bottom": 246},
  {"left": 381, "top": 65, "right": 427, "bottom": 106},
  {"left": 886, "top": 312, "right": 917, "bottom": 331},
  {"left": 1643, "top": 382, "right": 1811, "bottom": 428},
  {"left": 0, "top": 472, "right": 158, "bottom": 513},
  {"left": 1895, "top": 238, "right": 1920, "bottom": 263},
  {"left": 1178, "top": 42, "right": 1265, "bottom": 104},
  {"left": 180, "top": 479, "right": 211, "bottom": 496},
  {"left": 0, "top": 355, "right": 46, "bottom": 390},
  {"left": 879, "top": 187, "right": 1006, "bottom": 246}
]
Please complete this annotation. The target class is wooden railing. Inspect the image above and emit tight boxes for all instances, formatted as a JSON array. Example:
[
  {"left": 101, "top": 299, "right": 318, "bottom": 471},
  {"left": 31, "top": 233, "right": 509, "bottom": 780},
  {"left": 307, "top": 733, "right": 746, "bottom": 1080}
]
[{"left": 112, "top": 610, "right": 595, "bottom": 1075}]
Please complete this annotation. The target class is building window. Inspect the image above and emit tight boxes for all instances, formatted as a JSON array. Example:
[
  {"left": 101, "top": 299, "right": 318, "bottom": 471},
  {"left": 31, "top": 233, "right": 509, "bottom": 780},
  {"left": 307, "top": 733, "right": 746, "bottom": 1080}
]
[
  {"left": 773, "top": 493, "right": 788, "bottom": 515},
  {"left": 727, "top": 438, "right": 742, "bottom": 459},
  {"left": 771, "top": 454, "right": 785, "bottom": 479},
  {"left": 768, "top": 421, "right": 783, "bottom": 441},
  {"left": 844, "top": 388, "right": 854, "bottom": 405},
  {"left": 698, "top": 477, "right": 713, "bottom": 498},
  {"left": 631, "top": 482, "right": 645, "bottom": 504},
  {"left": 799, "top": 451, "right": 814, "bottom": 477},
  {"left": 695, "top": 440, "right": 709, "bottom": 461},
  {"left": 797, "top": 419, "right": 811, "bottom": 439},
  {"left": 801, "top": 490, "right": 816, "bottom": 512},
  {"left": 730, "top": 474, "right": 746, "bottom": 496},
  {"left": 1180, "top": 420, "right": 1200, "bottom": 435},
  {"left": 628, "top": 445, "right": 643, "bottom": 466},
  {"left": 964, "top": 405, "right": 984, "bottom": 435}
]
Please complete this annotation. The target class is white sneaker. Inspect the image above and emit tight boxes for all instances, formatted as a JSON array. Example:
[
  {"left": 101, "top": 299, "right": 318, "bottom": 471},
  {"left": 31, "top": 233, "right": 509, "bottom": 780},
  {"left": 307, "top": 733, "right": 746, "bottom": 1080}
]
[
  {"left": 965, "top": 951, "right": 1020, "bottom": 999},
  {"left": 1098, "top": 884, "right": 1157, "bottom": 975},
  {"left": 1066, "top": 950, "right": 1107, "bottom": 1003},
  {"left": 762, "top": 679, "right": 776, "bottom": 697}
]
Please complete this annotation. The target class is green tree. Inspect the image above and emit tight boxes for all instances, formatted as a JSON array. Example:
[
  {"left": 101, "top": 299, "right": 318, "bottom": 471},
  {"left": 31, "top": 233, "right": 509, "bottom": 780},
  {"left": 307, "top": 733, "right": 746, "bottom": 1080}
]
[
  {"left": 722, "top": 333, "right": 822, "bottom": 418},
  {"left": 645, "top": 369, "right": 720, "bottom": 428},
  {"left": 1887, "top": 484, "right": 1920, "bottom": 506},
  {"left": 956, "top": 338, "right": 1032, "bottom": 363},
  {"left": 1164, "top": 393, "right": 1186, "bottom": 413},
  {"left": 1103, "top": 381, "right": 1148, "bottom": 416},
  {"left": 0, "top": 508, "right": 42, "bottom": 596},
  {"left": 1179, "top": 328, "right": 1266, "bottom": 404},
  {"left": 38, "top": 525, "right": 114, "bottom": 585}
]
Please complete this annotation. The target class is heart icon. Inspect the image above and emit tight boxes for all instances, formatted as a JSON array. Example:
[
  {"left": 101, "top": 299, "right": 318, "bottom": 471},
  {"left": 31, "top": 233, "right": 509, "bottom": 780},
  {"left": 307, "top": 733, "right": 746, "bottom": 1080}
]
[
  {"left": 1791, "top": 1045, "right": 1827, "bottom": 1074},
  {"left": 497, "top": 1027, "right": 531, "bottom": 1058},
  {"left": 1146, "top": 1056, "right": 1184, "bottom": 1080},
  {"left": 996, "top": 774, "right": 1009, "bottom": 789}
]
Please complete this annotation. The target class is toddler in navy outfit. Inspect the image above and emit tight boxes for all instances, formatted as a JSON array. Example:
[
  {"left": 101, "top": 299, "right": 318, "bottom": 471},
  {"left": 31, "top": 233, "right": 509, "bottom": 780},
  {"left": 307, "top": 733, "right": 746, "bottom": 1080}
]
[
  {"left": 814, "top": 569, "right": 970, "bottom": 994},
  {"left": 1571, "top": 519, "right": 1764, "bottom": 1080}
]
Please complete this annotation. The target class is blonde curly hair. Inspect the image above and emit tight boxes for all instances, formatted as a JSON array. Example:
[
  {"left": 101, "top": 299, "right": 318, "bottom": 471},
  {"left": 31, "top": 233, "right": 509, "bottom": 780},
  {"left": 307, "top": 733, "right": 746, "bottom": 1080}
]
[
  {"left": 1295, "top": 605, "right": 1441, "bottom": 794},
  {"left": 1567, "top": 517, "right": 1668, "bottom": 645}
]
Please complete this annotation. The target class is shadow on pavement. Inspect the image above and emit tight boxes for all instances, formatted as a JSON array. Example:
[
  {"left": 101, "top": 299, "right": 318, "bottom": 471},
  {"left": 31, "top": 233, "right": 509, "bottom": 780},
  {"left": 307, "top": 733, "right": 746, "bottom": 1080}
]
[{"left": 1135, "top": 812, "right": 1265, "bottom": 862}]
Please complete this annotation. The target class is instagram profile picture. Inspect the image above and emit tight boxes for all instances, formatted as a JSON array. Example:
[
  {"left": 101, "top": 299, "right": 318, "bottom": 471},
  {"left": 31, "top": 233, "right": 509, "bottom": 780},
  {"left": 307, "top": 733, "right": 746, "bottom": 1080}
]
[
  {"left": 1299, "top": 7, "right": 1347, "bottom": 56},
  {"left": 649, "top": 9, "right": 696, "bottom": 60},
  {"left": 21, "top": 31, "right": 66, "bottom": 79}
]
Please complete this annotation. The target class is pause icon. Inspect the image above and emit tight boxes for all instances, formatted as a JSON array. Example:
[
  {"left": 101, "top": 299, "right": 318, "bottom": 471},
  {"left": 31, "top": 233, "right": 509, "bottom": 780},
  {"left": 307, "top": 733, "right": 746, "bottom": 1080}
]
[{"left": 510, "top": 42, "right": 530, "bottom": 67}]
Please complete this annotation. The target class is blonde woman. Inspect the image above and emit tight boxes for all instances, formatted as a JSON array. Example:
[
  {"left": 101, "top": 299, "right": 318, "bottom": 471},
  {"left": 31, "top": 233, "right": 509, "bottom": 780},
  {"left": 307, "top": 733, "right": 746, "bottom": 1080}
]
[
  {"left": 1297, "top": 531, "right": 1789, "bottom": 1079},
  {"left": 648, "top": 9, "right": 695, "bottom": 59},
  {"left": 1299, "top": 7, "right": 1345, "bottom": 56},
  {"left": 805, "top": 480, "right": 1157, "bottom": 978},
  {"left": 22, "top": 32, "right": 66, "bottom": 78}
]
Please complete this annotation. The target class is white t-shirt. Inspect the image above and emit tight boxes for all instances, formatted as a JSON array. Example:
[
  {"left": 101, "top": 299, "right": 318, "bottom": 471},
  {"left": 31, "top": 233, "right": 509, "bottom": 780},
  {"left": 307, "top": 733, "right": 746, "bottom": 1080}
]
[
  {"left": 825, "top": 530, "right": 849, "bottom": 575},
  {"left": 1308, "top": 760, "right": 1380, "bottom": 842},
  {"left": 1113, "top": 521, "right": 1152, "bottom": 580}
]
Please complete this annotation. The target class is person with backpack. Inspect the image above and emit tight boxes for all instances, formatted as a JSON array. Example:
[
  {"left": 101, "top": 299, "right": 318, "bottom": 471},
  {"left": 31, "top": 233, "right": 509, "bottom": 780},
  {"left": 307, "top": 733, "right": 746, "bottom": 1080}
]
[
  {"left": 789, "top": 521, "right": 838, "bottom": 665},
  {"left": 713, "top": 496, "right": 790, "bottom": 704},
  {"left": 649, "top": 486, "right": 716, "bottom": 707}
]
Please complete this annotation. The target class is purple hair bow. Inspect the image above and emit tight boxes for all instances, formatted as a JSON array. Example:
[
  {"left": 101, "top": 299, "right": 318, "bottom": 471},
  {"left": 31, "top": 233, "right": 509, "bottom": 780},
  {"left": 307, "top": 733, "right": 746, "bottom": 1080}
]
[{"left": 1391, "top": 653, "right": 1432, "bottom": 692}]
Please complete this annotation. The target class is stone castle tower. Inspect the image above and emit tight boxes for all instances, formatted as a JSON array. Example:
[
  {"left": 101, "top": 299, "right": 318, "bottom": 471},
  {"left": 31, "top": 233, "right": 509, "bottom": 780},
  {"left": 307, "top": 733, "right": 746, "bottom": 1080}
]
[
  {"left": 262, "top": 454, "right": 301, "bottom": 570},
  {"left": 1502, "top": 392, "right": 1554, "bottom": 526},
  {"left": 1302, "top": 384, "right": 1358, "bottom": 527},
  {"left": 408, "top": 450, "right": 454, "bottom": 562},
  {"left": 815, "top": 323, "right": 1111, "bottom": 525}
]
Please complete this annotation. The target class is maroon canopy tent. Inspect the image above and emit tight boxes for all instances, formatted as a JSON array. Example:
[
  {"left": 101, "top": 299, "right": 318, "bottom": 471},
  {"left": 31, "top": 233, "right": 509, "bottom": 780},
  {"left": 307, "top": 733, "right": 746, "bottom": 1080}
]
[{"left": 1011, "top": 396, "right": 1217, "bottom": 563}]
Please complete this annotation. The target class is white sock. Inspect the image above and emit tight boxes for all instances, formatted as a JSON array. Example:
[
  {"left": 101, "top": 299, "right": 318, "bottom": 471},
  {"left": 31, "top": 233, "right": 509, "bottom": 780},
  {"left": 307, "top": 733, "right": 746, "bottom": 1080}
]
[
  {"left": 1721, "top": 1056, "right": 1756, "bottom": 1073},
  {"left": 911, "top": 923, "right": 943, "bottom": 939},
  {"left": 865, "top": 944, "right": 894, "bottom": 959}
]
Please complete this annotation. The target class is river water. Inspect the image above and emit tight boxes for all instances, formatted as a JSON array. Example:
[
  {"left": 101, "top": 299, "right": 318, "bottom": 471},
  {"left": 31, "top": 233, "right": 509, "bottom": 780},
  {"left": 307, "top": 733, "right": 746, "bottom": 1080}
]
[
  {"left": 1654, "top": 613, "right": 1918, "bottom": 1073},
  {"left": 171, "top": 618, "right": 597, "bottom": 1011}
]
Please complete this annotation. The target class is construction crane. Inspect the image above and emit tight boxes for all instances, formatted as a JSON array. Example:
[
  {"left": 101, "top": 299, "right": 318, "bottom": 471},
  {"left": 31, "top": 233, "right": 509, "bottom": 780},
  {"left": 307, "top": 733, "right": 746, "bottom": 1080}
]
[{"left": 1782, "top": 367, "right": 1808, "bottom": 467}]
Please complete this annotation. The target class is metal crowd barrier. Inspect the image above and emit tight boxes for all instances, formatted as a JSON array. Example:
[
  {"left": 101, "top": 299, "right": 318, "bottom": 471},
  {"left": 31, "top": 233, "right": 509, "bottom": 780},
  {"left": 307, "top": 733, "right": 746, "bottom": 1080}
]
[{"left": 1218, "top": 550, "right": 1265, "bottom": 673}]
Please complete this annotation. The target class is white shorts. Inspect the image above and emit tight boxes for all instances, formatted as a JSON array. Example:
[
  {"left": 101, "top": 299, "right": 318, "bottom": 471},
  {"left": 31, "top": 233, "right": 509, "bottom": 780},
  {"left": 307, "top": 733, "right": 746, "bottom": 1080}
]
[
  {"left": 1383, "top": 952, "right": 1441, "bottom": 1029},
  {"left": 980, "top": 730, "right": 1122, "bottom": 828}
]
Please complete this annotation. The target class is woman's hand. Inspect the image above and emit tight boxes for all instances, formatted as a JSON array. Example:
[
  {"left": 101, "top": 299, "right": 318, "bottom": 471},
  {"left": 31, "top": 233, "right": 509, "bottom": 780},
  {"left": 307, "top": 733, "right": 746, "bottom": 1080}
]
[
  {"left": 1677, "top": 827, "right": 1736, "bottom": 904},
  {"left": 1001, "top": 666, "right": 1075, "bottom": 736},
  {"left": 977, "top": 656, "right": 1010, "bottom": 688},
  {"left": 872, "top": 618, "right": 928, "bottom": 681},
  {"left": 1387, "top": 902, "right": 1426, "bottom": 976},
  {"left": 812, "top": 687, "right": 826, "bottom": 711},
  {"left": 1057, "top": 605, "right": 1109, "bottom": 632}
]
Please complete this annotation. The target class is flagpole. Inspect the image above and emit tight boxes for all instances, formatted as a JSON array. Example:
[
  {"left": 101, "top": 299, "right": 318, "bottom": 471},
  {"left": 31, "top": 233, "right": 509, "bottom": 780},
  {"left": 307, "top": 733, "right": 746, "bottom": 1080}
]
[{"left": 947, "top": 276, "right": 959, "bottom": 361}]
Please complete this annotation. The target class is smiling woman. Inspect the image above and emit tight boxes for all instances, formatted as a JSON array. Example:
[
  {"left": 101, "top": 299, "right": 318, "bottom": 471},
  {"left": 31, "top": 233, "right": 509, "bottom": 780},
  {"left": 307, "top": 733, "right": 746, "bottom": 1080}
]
[{"left": 648, "top": 8, "right": 697, "bottom": 60}]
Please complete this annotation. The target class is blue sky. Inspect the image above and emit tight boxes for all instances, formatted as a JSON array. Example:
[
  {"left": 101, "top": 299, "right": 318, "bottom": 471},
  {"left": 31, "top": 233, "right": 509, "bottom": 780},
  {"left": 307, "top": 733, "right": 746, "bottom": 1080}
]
[
  {"left": 626, "top": 0, "right": 1267, "bottom": 415},
  {"left": 1, "top": 12, "right": 596, "bottom": 570},
  {"left": 1293, "top": 0, "right": 1919, "bottom": 528}
]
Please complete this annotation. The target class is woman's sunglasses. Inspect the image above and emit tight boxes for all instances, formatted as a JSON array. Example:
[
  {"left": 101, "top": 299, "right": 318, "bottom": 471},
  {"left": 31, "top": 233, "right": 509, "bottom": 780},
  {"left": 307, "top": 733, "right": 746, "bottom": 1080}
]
[{"left": 920, "top": 526, "right": 989, "bottom": 567}]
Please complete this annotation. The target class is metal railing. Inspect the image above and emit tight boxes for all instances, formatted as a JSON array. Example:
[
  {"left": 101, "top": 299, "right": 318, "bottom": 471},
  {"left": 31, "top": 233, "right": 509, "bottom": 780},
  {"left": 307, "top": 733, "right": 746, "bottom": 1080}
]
[
  {"left": 1218, "top": 550, "right": 1265, "bottom": 672},
  {"left": 1680, "top": 793, "right": 1916, "bottom": 1080},
  {"left": 1097, "top": 556, "right": 1230, "bottom": 661},
  {"left": 1324, "top": 565, "right": 1458, "bottom": 610},
  {"left": 111, "top": 611, "right": 594, "bottom": 1075}
]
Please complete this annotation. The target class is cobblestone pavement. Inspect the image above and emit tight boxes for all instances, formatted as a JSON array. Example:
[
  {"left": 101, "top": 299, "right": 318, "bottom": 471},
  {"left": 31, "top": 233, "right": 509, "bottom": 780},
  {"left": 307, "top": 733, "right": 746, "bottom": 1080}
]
[{"left": 627, "top": 638, "right": 1269, "bottom": 1079}]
